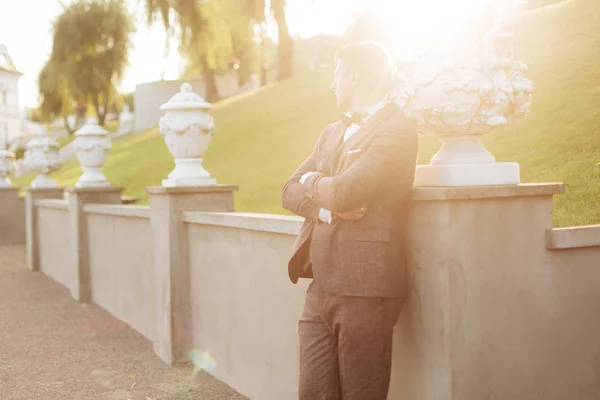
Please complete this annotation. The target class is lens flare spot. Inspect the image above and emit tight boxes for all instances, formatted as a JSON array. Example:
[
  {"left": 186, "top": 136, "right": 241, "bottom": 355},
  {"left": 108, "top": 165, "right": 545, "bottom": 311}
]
[{"left": 189, "top": 349, "right": 217, "bottom": 375}]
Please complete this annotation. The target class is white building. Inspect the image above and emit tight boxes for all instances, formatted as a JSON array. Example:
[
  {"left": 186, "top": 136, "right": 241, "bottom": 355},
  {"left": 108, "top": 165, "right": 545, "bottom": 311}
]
[{"left": 0, "top": 44, "right": 23, "bottom": 147}]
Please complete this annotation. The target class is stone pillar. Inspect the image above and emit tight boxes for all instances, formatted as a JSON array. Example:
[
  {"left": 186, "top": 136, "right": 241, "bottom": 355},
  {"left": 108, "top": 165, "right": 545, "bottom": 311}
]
[
  {"left": 0, "top": 186, "right": 26, "bottom": 245},
  {"left": 388, "top": 183, "right": 565, "bottom": 400},
  {"left": 148, "top": 185, "right": 237, "bottom": 364},
  {"left": 25, "top": 187, "right": 65, "bottom": 271},
  {"left": 67, "top": 187, "right": 123, "bottom": 302}
]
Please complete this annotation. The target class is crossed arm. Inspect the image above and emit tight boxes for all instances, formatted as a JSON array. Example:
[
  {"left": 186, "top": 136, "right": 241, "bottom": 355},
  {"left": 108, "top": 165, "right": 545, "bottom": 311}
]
[
  {"left": 282, "top": 122, "right": 418, "bottom": 218},
  {"left": 281, "top": 127, "right": 332, "bottom": 220},
  {"left": 304, "top": 126, "right": 417, "bottom": 213},
  {"left": 281, "top": 146, "right": 322, "bottom": 220}
]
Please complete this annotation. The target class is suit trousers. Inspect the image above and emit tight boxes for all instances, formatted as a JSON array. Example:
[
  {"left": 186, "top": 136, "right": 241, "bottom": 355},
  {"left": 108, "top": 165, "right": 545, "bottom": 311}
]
[{"left": 298, "top": 281, "right": 404, "bottom": 400}]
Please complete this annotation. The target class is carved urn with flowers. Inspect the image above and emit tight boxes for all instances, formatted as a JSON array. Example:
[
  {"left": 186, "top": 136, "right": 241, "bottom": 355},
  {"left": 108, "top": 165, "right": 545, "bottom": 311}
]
[
  {"left": 159, "top": 83, "right": 216, "bottom": 187},
  {"left": 394, "top": 0, "right": 533, "bottom": 186}
]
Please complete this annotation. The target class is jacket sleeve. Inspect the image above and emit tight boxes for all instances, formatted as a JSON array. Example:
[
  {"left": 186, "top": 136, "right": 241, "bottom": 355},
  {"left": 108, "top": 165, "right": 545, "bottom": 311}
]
[
  {"left": 303, "top": 121, "right": 417, "bottom": 213},
  {"left": 281, "top": 126, "right": 333, "bottom": 219}
]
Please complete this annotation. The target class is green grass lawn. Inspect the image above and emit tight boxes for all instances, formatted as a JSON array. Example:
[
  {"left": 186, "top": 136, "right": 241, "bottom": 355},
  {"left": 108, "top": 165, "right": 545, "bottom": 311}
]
[
  {"left": 56, "top": 135, "right": 74, "bottom": 148},
  {"left": 105, "top": 120, "right": 119, "bottom": 134},
  {"left": 14, "top": 0, "right": 600, "bottom": 227}
]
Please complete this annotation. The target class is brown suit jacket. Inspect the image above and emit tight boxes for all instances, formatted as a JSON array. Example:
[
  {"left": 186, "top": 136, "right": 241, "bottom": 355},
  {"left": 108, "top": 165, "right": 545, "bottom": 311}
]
[{"left": 282, "top": 102, "right": 418, "bottom": 298}]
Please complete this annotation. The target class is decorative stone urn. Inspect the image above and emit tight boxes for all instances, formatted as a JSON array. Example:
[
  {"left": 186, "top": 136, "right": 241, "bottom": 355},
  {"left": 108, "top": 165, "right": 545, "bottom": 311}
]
[
  {"left": 394, "top": 0, "right": 533, "bottom": 186},
  {"left": 159, "top": 83, "right": 216, "bottom": 187},
  {"left": 23, "top": 137, "right": 62, "bottom": 188},
  {"left": 74, "top": 121, "right": 112, "bottom": 188},
  {"left": 0, "top": 149, "right": 16, "bottom": 187}
]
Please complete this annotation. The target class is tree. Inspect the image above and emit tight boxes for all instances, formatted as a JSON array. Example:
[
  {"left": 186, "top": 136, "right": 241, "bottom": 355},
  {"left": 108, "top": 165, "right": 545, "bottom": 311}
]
[
  {"left": 144, "top": 0, "right": 231, "bottom": 102},
  {"left": 25, "top": 107, "right": 44, "bottom": 124},
  {"left": 144, "top": 0, "right": 294, "bottom": 101},
  {"left": 271, "top": 0, "right": 293, "bottom": 80},
  {"left": 122, "top": 92, "right": 134, "bottom": 112},
  {"left": 244, "top": 0, "right": 293, "bottom": 81},
  {"left": 38, "top": 58, "right": 78, "bottom": 134},
  {"left": 226, "top": 9, "right": 259, "bottom": 86},
  {"left": 48, "top": 0, "right": 133, "bottom": 126}
]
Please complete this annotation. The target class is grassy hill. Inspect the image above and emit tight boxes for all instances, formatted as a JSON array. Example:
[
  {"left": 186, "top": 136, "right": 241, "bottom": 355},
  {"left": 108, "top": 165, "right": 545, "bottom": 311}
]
[{"left": 15, "top": 0, "right": 600, "bottom": 227}]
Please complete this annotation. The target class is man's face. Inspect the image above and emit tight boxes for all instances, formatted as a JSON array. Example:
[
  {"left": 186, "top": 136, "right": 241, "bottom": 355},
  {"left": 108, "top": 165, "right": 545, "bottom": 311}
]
[{"left": 331, "top": 60, "right": 355, "bottom": 113}]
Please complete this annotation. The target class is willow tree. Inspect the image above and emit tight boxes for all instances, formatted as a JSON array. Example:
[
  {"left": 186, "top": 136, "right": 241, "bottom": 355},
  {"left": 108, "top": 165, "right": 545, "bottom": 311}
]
[
  {"left": 49, "top": 0, "right": 133, "bottom": 126},
  {"left": 145, "top": 0, "right": 293, "bottom": 97},
  {"left": 245, "top": 0, "right": 293, "bottom": 81},
  {"left": 271, "top": 0, "right": 293, "bottom": 80},
  {"left": 38, "top": 58, "right": 76, "bottom": 133},
  {"left": 144, "top": 0, "right": 232, "bottom": 102}
]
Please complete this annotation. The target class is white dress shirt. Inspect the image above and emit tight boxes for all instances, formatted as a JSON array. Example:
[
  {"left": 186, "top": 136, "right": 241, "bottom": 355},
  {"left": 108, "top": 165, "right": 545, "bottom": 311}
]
[{"left": 301, "top": 100, "right": 387, "bottom": 223}]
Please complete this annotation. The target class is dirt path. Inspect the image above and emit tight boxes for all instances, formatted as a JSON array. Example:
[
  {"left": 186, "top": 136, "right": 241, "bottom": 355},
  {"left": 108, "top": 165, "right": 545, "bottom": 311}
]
[{"left": 0, "top": 245, "right": 247, "bottom": 400}]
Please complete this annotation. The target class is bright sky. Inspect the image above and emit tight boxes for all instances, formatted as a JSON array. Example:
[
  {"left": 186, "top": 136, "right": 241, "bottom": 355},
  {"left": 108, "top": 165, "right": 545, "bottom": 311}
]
[
  {"left": 0, "top": 0, "right": 366, "bottom": 109},
  {"left": 1, "top": 0, "right": 497, "bottom": 109}
]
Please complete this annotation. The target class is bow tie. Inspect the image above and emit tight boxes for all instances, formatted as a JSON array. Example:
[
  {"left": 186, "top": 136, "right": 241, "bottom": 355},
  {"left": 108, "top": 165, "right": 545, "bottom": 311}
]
[{"left": 341, "top": 111, "right": 368, "bottom": 127}]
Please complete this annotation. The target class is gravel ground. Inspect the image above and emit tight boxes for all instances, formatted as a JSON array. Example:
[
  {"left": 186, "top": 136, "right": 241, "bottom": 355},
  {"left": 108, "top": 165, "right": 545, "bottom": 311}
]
[{"left": 0, "top": 245, "right": 247, "bottom": 400}]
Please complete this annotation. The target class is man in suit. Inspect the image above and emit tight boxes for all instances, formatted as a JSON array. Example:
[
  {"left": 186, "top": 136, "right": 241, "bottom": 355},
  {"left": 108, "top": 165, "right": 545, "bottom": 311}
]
[{"left": 281, "top": 41, "right": 418, "bottom": 400}]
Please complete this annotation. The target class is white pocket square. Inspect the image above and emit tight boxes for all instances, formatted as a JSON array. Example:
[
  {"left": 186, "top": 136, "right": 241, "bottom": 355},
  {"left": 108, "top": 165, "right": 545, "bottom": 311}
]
[{"left": 347, "top": 149, "right": 362, "bottom": 155}]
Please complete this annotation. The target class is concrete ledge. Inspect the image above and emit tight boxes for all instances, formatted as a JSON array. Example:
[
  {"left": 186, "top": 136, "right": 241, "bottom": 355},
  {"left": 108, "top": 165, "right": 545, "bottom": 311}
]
[
  {"left": 546, "top": 225, "right": 600, "bottom": 250},
  {"left": 35, "top": 199, "right": 69, "bottom": 211},
  {"left": 83, "top": 204, "right": 151, "bottom": 219},
  {"left": 64, "top": 187, "right": 124, "bottom": 199},
  {"left": 146, "top": 185, "right": 239, "bottom": 195},
  {"left": 182, "top": 211, "right": 303, "bottom": 236},
  {"left": 412, "top": 183, "right": 565, "bottom": 201},
  {"left": 25, "top": 187, "right": 65, "bottom": 197}
]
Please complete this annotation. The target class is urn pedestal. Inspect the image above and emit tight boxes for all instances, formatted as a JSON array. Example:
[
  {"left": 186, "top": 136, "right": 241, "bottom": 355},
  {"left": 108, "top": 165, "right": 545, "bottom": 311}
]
[{"left": 413, "top": 135, "right": 520, "bottom": 186}]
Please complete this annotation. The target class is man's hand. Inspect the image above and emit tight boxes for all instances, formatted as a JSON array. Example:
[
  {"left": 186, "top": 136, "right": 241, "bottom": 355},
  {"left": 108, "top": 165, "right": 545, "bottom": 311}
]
[{"left": 334, "top": 204, "right": 368, "bottom": 220}]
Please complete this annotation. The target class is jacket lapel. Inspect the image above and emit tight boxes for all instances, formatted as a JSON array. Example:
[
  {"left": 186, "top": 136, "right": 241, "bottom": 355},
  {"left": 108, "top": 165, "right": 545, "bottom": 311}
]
[
  {"left": 323, "top": 121, "right": 347, "bottom": 175},
  {"left": 333, "top": 102, "right": 397, "bottom": 174},
  {"left": 290, "top": 123, "right": 345, "bottom": 280}
]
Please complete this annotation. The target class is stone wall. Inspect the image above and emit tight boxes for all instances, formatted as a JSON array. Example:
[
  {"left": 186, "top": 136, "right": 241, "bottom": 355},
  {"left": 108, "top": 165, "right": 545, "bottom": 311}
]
[
  {"left": 13, "top": 183, "right": 600, "bottom": 400},
  {"left": 0, "top": 187, "right": 25, "bottom": 245},
  {"left": 85, "top": 204, "right": 155, "bottom": 340},
  {"left": 36, "top": 200, "right": 71, "bottom": 290},
  {"left": 183, "top": 212, "right": 307, "bottom": 399}
]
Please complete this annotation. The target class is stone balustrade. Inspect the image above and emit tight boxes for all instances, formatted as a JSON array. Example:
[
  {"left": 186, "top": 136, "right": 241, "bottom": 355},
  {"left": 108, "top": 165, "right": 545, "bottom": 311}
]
[
  {"left": 4, "top": 181, "right": 598, "bottom": 400},
  {"left": 1, "top": 7, "right": 600, "bottom": 397}
]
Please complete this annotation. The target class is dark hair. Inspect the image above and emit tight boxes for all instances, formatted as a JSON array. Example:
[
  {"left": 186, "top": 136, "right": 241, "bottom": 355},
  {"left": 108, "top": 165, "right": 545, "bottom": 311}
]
[{"left": 335, "top": 41, "right": 394, "bottom": 92}]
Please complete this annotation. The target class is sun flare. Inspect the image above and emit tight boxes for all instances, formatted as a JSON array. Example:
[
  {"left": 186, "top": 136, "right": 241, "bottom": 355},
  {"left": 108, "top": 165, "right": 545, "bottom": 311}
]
[{"left": 372, "top": 0, "right": 502, "bottom": 61}]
